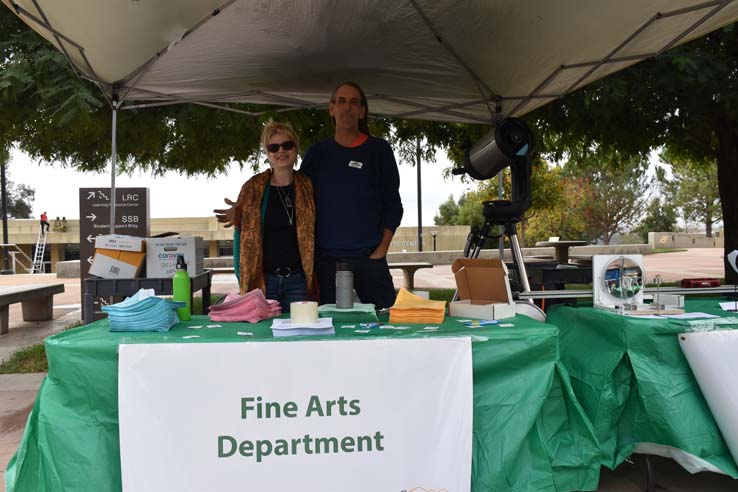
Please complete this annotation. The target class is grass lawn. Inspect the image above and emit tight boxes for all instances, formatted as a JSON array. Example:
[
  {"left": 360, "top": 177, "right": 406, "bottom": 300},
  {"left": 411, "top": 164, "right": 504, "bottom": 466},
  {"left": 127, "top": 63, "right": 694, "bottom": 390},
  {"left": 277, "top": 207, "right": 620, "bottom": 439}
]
[
  {"left": 0, "top": 345, "right": 48, "bottom": 374},
  {"left": 0, "top": 321, "right": 80, "bottom": 374}
]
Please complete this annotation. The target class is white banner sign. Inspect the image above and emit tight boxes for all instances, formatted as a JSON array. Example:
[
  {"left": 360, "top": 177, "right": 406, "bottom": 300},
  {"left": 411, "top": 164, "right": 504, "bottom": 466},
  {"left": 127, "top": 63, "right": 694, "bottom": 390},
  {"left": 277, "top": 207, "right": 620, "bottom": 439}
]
[{"left": 119, "top": 337, "right": 473, "bottom": 492}]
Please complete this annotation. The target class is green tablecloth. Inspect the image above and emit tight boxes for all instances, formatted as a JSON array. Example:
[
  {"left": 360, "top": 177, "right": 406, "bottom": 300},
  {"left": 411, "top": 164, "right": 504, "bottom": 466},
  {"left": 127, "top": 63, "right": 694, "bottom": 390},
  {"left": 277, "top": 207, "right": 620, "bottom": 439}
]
[
  {"left": 6, "top": 314, "right": 600, "bottom": 492},
  {"left": 547, "top": 299, "right": 738, "bottom": 476}
]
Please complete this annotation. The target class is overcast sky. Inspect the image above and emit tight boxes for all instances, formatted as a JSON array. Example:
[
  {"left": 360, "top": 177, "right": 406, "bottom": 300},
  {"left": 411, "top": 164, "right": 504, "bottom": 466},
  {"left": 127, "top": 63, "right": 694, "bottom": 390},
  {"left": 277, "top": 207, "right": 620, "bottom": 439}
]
[{"left": 8, "top": 147, "right": 475, "bottom": 227}]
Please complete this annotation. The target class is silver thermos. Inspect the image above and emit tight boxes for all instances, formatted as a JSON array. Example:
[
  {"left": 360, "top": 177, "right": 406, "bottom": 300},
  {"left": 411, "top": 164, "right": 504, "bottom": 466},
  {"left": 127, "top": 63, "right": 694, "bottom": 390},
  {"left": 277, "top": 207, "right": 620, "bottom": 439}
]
[{"left": 335, "top": 261, "right": 354, "bottom": 309}]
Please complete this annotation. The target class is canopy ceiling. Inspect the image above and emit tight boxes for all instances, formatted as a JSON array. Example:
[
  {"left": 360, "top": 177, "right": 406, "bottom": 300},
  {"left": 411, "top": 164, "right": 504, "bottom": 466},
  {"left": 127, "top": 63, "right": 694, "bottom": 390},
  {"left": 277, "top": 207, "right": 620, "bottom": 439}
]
[{"left": 5, "top": 0, "right": 738, "bottom": 123}]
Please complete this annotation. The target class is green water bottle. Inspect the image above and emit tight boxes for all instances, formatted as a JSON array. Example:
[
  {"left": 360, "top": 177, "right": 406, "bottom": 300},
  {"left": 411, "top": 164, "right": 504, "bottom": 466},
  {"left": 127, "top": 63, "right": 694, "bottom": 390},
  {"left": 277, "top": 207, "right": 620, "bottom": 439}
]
[{"left": 173, "top": 254, "right": 191, "bottom": 321}]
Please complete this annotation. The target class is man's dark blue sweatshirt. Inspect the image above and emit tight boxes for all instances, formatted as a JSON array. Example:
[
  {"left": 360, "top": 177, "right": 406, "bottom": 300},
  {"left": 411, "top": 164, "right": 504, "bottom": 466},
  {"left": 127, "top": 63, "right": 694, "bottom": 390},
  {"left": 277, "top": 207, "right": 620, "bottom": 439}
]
[{"left": 300, "top": 136, "right": 403, "bottom": 257}]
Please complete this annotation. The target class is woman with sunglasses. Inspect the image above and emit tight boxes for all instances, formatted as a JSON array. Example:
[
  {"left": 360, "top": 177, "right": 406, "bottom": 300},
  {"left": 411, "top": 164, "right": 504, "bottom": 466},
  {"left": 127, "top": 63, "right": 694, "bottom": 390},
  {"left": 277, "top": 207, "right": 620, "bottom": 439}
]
[{"left": 217, "top": 119, "right": 316, "bottom": 311}]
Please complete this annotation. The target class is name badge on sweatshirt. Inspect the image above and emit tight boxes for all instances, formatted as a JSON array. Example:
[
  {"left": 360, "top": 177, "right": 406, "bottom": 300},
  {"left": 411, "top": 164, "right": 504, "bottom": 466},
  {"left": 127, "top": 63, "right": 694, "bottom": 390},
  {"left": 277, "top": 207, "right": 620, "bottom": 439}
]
[{"left": 348, "top": 160, "right": 363, "bottom": 169}]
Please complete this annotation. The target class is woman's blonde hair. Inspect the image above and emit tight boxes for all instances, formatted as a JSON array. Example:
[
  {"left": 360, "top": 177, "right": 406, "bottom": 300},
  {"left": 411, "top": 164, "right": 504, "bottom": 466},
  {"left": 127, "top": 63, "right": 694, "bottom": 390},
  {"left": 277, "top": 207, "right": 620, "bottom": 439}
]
[{"left": 260, "top": 119, "right": 300, "bottom": 154}]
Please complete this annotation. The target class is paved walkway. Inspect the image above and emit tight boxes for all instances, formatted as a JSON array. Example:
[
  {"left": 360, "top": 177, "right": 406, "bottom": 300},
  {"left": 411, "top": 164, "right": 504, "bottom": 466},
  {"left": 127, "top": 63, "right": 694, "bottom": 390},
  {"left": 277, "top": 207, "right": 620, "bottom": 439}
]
[{"left": 0, "top": 249, "right": 731, "bottom": 491}]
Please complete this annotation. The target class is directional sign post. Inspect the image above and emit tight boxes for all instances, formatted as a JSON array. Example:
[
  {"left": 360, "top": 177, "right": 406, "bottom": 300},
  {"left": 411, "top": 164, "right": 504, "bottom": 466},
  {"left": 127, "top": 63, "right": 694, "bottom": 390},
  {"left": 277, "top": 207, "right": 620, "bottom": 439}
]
[{"left": 79, "top": 188, "right": 150, "bottom": 320}]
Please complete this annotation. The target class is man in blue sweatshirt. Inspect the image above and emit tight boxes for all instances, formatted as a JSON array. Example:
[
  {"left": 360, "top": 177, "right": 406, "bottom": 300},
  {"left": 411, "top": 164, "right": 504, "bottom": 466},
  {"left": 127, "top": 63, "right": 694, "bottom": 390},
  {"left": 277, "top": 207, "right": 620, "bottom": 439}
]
[{"left": 301, "top": 82, "right": 403, "bottom": 308}]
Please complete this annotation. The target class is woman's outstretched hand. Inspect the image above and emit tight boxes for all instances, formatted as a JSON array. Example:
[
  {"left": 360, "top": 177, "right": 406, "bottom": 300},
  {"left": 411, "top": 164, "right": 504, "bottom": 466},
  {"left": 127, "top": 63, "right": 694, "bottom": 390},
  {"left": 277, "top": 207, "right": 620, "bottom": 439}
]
[{"left": 214, "top": 198, "right": 237, "bottom": 228}]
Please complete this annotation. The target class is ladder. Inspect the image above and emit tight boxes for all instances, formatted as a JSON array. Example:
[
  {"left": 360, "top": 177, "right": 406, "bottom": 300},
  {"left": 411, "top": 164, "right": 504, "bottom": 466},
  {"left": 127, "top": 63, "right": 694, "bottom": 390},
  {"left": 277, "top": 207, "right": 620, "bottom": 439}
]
[{"left": 31, "top": 226, "right": 48, "bottom": 273}]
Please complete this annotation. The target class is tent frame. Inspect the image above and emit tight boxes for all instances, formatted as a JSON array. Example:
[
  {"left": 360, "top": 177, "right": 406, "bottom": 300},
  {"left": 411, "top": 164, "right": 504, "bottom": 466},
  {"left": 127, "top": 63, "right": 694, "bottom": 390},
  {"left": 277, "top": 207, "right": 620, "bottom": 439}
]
[{"left": 8, "top": 0, "right": 735, "bottom": 233}]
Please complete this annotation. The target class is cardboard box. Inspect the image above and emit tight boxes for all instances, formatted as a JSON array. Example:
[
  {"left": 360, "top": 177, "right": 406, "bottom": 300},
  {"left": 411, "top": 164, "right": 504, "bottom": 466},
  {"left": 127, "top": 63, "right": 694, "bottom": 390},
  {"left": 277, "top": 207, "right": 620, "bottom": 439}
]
[
  {"left": 94, "top": 234, "right": 146, "bottom": 252},
  {"left": 146, "top": 235, "right": 204, "bottom": 278},
  {"left": 449, "top": 258, "right": 515, "bottom": 320},
  {"left": 89, "top": 249, "right": 146, "bottom": 278},
  {"left": 449, "top": 299, "right": 516, "bottom": 319}
]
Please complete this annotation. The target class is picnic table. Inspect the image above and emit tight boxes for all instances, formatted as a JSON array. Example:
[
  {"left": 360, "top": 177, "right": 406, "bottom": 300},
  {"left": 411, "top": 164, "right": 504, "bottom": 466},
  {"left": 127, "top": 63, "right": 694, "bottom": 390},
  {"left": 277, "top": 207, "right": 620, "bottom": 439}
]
[
  {"left": 535, "top": 240, "right": 589, "bottom": 264},
  {"left": 387, "top": 261, "right": 433, "bottom": 289}
]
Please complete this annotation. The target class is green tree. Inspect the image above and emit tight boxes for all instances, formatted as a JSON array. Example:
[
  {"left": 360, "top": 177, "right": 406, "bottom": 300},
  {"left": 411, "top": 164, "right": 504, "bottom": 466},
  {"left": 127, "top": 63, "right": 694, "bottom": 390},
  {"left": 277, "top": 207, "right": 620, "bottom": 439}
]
[
  {"left": 660, "top": 153, "right": 721, "bottom": 237},
  {"left": 530, "top": 24, "right": 738, "bottom": 280},
  {"left": 390, "top": 119, "right": 488, "bottom": 172},
  {"left": 5, "top": 179, "right": 34, "bottom": 218},
  {"left": 564, "top": 151, "right": 651, "bottom": 245},
  {"left": 433, "top": 195, "right": 460, "bottom": 225},
  {"left": 523, "top": 168, "right": 588, "bottom": 245},
  {"left": 0, "top": 148, "right": 34, "bottom": 218},
  {"left": 455, "top": 190, "right": 486, "bottom": 228},
  {"left": 632, "top": 197, "right": 678, "bottom": 243}
]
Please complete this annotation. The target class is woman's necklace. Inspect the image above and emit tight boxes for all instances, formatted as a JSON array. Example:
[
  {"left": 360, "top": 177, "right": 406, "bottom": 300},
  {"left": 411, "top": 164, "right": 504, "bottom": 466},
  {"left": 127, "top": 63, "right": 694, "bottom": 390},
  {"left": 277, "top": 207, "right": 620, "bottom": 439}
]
[{"left": 275, "top": 184, "right": 295, "bottom": 225}]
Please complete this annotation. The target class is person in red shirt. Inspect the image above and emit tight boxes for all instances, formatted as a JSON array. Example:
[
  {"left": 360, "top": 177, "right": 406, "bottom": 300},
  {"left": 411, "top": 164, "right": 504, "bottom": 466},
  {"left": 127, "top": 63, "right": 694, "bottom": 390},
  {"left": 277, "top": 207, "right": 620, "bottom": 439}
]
[{"left": 40, "top": 212, "right": 50, "bottom": 235}]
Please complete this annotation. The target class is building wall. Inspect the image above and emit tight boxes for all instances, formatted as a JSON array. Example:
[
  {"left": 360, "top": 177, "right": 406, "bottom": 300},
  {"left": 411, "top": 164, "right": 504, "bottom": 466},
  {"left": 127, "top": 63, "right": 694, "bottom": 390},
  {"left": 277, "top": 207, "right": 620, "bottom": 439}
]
[
  {"left": 0, "top": 220, "right": 473, "bottom": 262},
  {"left": 389, "top": 226, "right": 471, "bottom": 252},
  {"left": 6, "top": 218, "right": 715, "bottom": 272},
  {"left": 648, "top": 231, "right": 724, "bottom": 249}
]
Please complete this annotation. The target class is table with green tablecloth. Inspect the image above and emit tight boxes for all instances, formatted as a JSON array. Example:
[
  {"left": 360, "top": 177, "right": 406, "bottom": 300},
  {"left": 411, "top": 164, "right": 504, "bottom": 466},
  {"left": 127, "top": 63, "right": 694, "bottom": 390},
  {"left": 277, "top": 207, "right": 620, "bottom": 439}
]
[
  {"left": 547, "top": 299, "right": 738, "bottom": 477},
  {"left": 6, "top": 314, "right": 601, "bottom": 492}
]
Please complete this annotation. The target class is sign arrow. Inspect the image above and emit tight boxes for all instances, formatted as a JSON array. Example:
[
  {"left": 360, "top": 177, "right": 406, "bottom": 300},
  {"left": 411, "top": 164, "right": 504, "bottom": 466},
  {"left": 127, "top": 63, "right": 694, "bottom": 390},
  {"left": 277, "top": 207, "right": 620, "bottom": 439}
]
[
  {"left": 87, "top": 256, "right": 94, "bottom": 265},
  {"left": 86, "top": 235, "right": 95, "bottom": 243},
  {"left": 87, "top": 191, "right": 96, "bottom": 200},
  {"left": 86, "top": 213, "right": 96, "bottom": 221}
]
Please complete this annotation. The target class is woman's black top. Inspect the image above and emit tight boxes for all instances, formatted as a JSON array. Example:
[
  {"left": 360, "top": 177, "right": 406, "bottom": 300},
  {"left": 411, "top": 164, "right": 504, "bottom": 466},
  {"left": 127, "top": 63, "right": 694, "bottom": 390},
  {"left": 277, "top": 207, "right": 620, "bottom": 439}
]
[{"left": 262, "top": 183, "right": 302, "bottom": 273}]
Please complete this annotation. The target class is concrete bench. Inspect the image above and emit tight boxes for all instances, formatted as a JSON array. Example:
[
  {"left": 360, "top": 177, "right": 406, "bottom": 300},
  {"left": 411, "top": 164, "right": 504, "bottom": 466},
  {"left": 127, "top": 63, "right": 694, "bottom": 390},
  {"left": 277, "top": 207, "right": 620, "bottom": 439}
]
[
  {"left": 388, "top": 262, "right": 433, "bottom": 290},
  {"left": 0, "top": 284, "right": 65, "bottom": 335}
]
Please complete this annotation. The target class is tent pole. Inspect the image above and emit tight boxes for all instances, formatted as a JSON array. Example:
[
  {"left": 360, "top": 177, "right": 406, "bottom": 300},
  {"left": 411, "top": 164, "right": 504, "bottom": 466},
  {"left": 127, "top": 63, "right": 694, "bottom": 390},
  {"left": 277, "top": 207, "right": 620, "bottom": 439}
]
[
  {"left": 109, "top": 100, "right": 118, "bottom": 234},
  {"left": 416, "top": 136, "right": 423, "bottom": 252}
]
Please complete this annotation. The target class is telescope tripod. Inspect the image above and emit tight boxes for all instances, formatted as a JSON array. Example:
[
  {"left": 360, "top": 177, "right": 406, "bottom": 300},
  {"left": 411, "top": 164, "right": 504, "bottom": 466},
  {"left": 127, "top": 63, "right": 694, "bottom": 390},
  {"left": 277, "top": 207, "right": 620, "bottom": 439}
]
[{"left": 454, "top": 200, "right": 532, "bottom": 302}]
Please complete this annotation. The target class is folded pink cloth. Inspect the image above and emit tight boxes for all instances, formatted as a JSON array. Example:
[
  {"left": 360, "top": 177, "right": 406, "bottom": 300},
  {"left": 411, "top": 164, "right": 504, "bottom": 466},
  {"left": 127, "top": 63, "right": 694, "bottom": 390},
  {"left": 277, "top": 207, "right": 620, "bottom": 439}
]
[{"left": 209, "top": 289, "right": 282, "bottom": 322}]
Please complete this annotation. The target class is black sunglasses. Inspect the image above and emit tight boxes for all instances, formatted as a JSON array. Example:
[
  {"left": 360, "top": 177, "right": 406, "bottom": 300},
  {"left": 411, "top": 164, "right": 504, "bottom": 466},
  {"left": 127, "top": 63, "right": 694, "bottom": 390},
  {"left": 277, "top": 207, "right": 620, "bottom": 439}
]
[{"left": 266, "top": 141, "right": 296, "bottom": 153}]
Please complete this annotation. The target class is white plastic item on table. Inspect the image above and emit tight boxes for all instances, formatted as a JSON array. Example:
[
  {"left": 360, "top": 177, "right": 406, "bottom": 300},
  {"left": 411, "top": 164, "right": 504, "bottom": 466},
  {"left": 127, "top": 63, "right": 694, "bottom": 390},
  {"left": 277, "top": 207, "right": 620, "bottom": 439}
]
[{"left": 679, "top": 329, "right": 738, "bottom": 465}]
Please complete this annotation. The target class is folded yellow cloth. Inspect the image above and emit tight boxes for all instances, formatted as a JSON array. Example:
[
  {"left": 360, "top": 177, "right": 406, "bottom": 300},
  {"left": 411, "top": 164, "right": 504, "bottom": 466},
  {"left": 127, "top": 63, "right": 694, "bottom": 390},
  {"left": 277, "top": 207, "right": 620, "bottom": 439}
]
[{"left": 389, "top": 288, "right": 446, "bottom": 324}]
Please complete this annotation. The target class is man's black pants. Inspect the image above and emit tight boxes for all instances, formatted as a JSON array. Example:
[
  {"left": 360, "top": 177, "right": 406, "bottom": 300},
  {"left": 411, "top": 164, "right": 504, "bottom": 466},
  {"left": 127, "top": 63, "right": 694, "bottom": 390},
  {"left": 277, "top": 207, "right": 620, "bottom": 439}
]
[{"left": 315, "top": 252, "right": 396, "bottom": 309}]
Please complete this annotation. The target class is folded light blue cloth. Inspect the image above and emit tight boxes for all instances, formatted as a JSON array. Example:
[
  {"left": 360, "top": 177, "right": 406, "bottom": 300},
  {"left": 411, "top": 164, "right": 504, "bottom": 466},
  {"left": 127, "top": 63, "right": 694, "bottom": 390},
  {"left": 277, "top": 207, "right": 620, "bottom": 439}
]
[{"left": 103, "top": 289, "right": 185, "bottom": 332}]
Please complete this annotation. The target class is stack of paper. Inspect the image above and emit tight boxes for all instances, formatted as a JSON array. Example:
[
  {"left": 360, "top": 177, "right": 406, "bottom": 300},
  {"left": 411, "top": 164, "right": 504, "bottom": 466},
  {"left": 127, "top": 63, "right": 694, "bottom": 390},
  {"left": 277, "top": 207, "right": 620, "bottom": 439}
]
[
  {"left": 271, "top": 317, "right": 335, "bottom": 337},
  {"left": 103, "top": 288, "right": 185, "bottom": 332},
  {"left": 208, "top": 289, "right": 282, "bottom": 322},
  {"left": 389, "top": 288, "right": 446, "bottom": 324},
  {"left": 317, "top": 303, "right": 378, "bottom": 323}
]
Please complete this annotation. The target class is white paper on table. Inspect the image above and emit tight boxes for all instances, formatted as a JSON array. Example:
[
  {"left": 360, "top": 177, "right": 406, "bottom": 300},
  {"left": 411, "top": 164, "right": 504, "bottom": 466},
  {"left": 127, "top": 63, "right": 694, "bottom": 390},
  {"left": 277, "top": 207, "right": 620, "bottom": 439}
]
[
  {"left": 661, "top": 312, "right": 720, "bottom": 319},
  {"left": 271, "top": 317, "right": 333, "bottom": 330},
  {"left": 719, "top": 301, "right": 738, "bottom": 312}
]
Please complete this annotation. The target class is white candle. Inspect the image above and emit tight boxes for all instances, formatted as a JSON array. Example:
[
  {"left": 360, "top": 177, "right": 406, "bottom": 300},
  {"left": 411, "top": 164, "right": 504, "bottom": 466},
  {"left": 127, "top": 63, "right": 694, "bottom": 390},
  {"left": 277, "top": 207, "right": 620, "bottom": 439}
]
[{"left": 290, "top": 301, "right": 318, "bottom": 323}]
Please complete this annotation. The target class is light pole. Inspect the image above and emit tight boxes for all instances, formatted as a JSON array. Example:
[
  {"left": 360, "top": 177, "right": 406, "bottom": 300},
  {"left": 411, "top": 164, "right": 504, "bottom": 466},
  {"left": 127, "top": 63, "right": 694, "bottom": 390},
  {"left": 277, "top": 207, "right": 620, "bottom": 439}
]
[{"left": 431, "top": 231, "right": 437, "bottom": 252}]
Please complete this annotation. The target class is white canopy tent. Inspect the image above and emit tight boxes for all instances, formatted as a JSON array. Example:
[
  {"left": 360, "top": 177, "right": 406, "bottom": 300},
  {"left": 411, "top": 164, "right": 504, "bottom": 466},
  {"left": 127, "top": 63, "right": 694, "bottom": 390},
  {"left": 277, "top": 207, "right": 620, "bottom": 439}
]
[
  {"left": 5, "top": 0, "right": 738, "bottom": 120},
  {"left": 4, "top": 0, "right": 738, "bottom": 228}
]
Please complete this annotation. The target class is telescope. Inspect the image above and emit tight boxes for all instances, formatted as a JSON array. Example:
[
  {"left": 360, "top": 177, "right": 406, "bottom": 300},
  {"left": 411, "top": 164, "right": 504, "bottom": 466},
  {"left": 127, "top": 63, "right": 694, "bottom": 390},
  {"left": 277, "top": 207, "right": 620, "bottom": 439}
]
[
  {"left": 453, "top": 117, "right": 534, "bottom": 222},
  {"left": 457, "top": 117, "right": 533, "bottom": 181},
  {"left": 454, "top": 117, "right": 536, "bottom": 298}
]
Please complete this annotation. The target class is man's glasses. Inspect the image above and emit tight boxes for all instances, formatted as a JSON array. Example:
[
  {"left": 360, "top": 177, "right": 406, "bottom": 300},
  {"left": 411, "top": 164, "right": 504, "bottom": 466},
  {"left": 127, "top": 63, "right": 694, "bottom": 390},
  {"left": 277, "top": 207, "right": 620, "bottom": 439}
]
[{"left": 266, "top": 141, "right": 296, "bottom": 153}]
